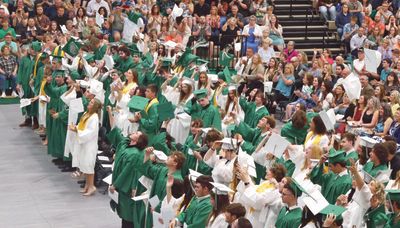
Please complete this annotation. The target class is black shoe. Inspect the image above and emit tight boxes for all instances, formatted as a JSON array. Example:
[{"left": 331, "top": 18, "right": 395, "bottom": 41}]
[
  {"left": 77, "top": 180, "right": 85, "bottom": 184},
  {"left": 61, "top": 166, "right": 75, "bottom": 172},
  {"left": 80, "top": 183, "right": 86, "bottom": 188},
  {"left": 52, "top": 158, "right": 63, "bottom": 164}
]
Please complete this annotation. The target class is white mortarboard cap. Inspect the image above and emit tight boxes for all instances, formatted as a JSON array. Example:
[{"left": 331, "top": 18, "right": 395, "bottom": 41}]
[
  {"left": 228, "top": 85, "right": 237, "bottom": 91},
  {"left": 89, "top": 80, "right": 105, "bottom": 103},
  {"left": 201, "top": 128, "right": 213, "bottom": 134},
  {"left": 189, "top": 169, "right": 203, "bottom": 182},
  {"left": 208, "top": 74, "right": 218, "bottom": 83},
  {"left": 153, "top": 150, "right": 168, "bottom": 162},
  {"left": 218, "top": 138, "right": 238, "bottom": 150},
  {"left": 211, "top": 182, "right": 234, "bottom": 195},
  {"left": 164, "top": 40, "right": 178, "bottom": 49},
  {"left": 198, "top": 64, "right": 208, "bottom": 73},
  {"left": 360, "top": 136, "right": 378, "bottom": 148},
  {"left": 182, "top": 78, "right": 195, "bottom": 87}
]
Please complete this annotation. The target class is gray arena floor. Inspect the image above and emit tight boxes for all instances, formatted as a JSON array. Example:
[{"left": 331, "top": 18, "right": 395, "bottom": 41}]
[{"left": 0, "top": 104, "right": 120, "bottom": 228}]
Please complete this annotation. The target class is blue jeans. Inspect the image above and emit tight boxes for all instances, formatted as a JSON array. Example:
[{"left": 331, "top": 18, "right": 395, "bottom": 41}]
[
  {"left": 319, "top": 6, "right": 337, "bottom": 21},
  {"left": 0, "top": 74, "right": 16, "bottom": 92}
]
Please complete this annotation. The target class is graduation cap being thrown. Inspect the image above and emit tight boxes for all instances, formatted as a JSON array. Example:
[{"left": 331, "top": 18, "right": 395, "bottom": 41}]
[
  {"left": 156, "top": 101, "right": 175, "bottom": 122},
  {"left": 62, "top": 38, "right": 82, "bottom": 57},
  {"left": 128, "top": 95, "right": 150, "bottom": 112}
]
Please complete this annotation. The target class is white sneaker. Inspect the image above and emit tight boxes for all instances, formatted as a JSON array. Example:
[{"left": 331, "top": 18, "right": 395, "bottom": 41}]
[
  {"left": 1, "top": 92, "right": 5, "bottom": 98},
  {"left": 11, "top": 91, "right": 18, "bottom": 97}
]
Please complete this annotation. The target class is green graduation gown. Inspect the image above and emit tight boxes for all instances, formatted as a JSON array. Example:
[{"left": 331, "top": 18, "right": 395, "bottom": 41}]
[
  {"left": 31, "top": 64, "right": 45, "bottom": 116},
  {"left": 17, "top": 55, "right": 35, "bottom": 116},
  {"left": 275, "top": 206, "right": 302, "bottom": 228},
  {"left": 365, "top": 204, "right": 388, "bottom": 228},
  {"left": 181, "top": 135, "right": 212, "bottom": 177},
  {"left": 310, "top": 164, "right": 352, "bottom": 204},
  {"left": 363, "top": 162, "right": 388, "bottom": 178},
  {"left": 141, "top": 161, "right": 183, "bottom": 228},
  {"left": 280, "top": 122, "right": 308, "bottom": 145},
  {"left": 113, "top": 55, "right": 134, "bottom": 74},
  {"left": 94, "top": 44, "right": 107, "bottom": 60},
  {"left": 345, "top": 150, "right": 359, "bottom": 166},
  {"left": 384, "top": 213, "right": 400, "bottom": 228},
  {"left": 177, "top": 195, "right": 213, "bottom": 228},
  {"left": 107, "top": 128, "right": 146, "bottom": 227},
  {"left": 239, "top": 97, "right": 269, "bottom": 128},
  {"left": 139, "top": 99, "right": 161, "bottom": 139},
  {"left": 44, "top": 82, "right": 68, "bottom": 158},
  {"left": 187, "top": 103, "right": 222, "bottom": 131}
]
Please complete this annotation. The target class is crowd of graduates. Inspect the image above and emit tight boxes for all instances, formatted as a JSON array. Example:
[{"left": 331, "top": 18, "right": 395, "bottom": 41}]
[{"left": 4, "top": 0, "right": 400, "bottom": 227}]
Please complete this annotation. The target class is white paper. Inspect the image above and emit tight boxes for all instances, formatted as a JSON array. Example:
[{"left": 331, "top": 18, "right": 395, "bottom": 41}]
[
  {"left": 95, "top": 12, "right": 104, "bottom": 27},
  {"left": 264, "top": 81, "right": 273, "bottom": 94},
  {"left": 97, "top": 150, "right": 103, "bottom": 154},
  {"left": 319, "top": 109, "right": 335, "bottom": 131},
  {"left": 342, "top": 73, "right": 361, "bottom": 101},
  {"left": 301, "top": 188, "right": 329, "bottom": 215},
  {"left": 103, "top": 174, "right": 112, "bottom": 185},
  {"left": 39, "top": 95, "right": 48, "bottom": 102},
  {"left": 164, "top": 40, "right": 178, "bottom": 49},
  {"left": 102, "top": 164, "right": 113, "bottom": 168},
  {"left": 18, "top": 88, "right": 24, "bottom": 98},
  {"left": 131, "top": 193, "right": 149, "bottom": 201},
  {"left": 234, "top": 42, "right": 241, "bottom": 52},
  {"left": 139, "top": 175, "right": 154, "bottom": 190},
  {"left": 103, "top": 55, "right": 114, "bottom": 70},
  {"left": 263, "top": 133, "right": 290, "bottom": 158},
  {"left": 335, "top": 114, "right": 344, "bottom": 121},
  {"left": 376, "top": 169, "right": 392, "bottom": 183},
  {"left": 60, "top": 25, "right": 68, "bottom": 34},
  {"left": 153, "top": 150, "right": 168, "bottom": 162},
  {"left": 187, "top": 148, "right": 194, "bottom": 155},
  {"left": 98, "top": 156, "right": 109, "bottom": 161},
  {"left": 364, "top": 48, "right": 381, "bottom": 73},
  {"left": 149, "top": 195, "right": 160, "bottom": 209},
  {"left": 69, "top": 98, "right": 84, "bottom": 113},
  {"left": 171, "top": 4, "right": 183, "bottom": 20},
  {"left": 77, "top": 80, "right": 90, "bottom": 88},
  {"left": 108, "top": 190, "right": 119, "bottom": 203},
  {"left": 162, "top": 206, "right": 176, "bottom": 223},
  {"left": 19, "top": 98, "right": 31, "bottom": 108}
]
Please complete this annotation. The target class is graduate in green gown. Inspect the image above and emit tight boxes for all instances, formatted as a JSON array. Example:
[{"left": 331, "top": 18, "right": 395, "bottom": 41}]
[
  {"left": 107, "top": 127, "right": 148, "bottom": 228},
  {"left": 186, "top": 89, "right": 222, "bottom": 131},
  {"left": 275, "top": 178, "right": 303, "bottom": 228},
  {"left": 310, "top": 149, "right": 352, "bottom": 204},
  {"left": 235, "top": 116, "right": 275, "bottom": 183},
  {"left": 17, "top": 41, "right": 41, "bottom": 126},
  {"left": 30, "top": 53, "right": 49, "bottom": 128},
  {"left": 140, "top": 149, "right": 185, "bottom": 228},
  {"left": 133, "top": 84, "right": 161, "bottom": 139},
  {"left": 172, "top": 175, "right": 213, "bottom": 228},
  {"left": 239, "top": 90, "right": 269, "bottom": 128},
  {"left": 385, "top": 190, "right": 400, "bottom": 228},
  {"left": 280, "top": 110, "right": 310, "bottom": 145},
  {"left": 44, "top": 69, "right": 68, "bottom": 159},
  {"left": 113, "top": 46, "right": 134, "bottom": 74},
  {"left": 181, "top": 124, "right": 220, "bottom": 177},
  {"left": 363, "top": 143, "right": 388, "bottom": 178}
]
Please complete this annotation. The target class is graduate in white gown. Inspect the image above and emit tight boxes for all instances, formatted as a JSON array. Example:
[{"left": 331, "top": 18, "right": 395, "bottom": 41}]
[
  {"left": 69, "top": 98, "right": 101, "bottom": 196},
  {"left": 206, "top": 183, "right": 231, "bottom": 228},
  {"left": 164, "top": 78, "right": 194, "bottom": 144},
  {"left": 221, "top": 86, "right": 244, "bottom": 136},
  {"left": 235, "top": 163, "right": 285, "bottom": 228},
  {"left": 108, "top": 69, "right": 138, "bottom": 136}
]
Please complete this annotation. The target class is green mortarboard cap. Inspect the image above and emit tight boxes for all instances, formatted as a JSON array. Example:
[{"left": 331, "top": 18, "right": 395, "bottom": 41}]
[
  {"left": 183, "top": 53, "right": 198, "bottom": 66},
  {"left": 148, "top": 132, "right": 169, "bottom": 152},
  {"left": 128, "top": 11, "right": 141, "bottom": 24},
  {"left": 52, "top": 69, "right": 65, "bottom": 78},
  {"left": 193, "top": 89, "right": 208, "bottom": 99},
  {"left": 161, "top": 58, "right": 173, "bottom": 68},
  {"left": 128, "top": 95, "right": 150, "bottom": 111},
  {"left": 320, "top": 204, "right": 346, "bottom": 218},
  {"left": 328, "top": 148, "right": 346, "bottom": 164},
  {"left": 219, "top": 51, "right": 234, "bottom": 67},
  {"left": 132, "top": 50, "right": 142, "bottom": 57},
  {"left": 386, "top": 190, "right": 400, "bottom": 202},
  {"left": 157, "top": 101, "right": 175, "bottom": 122},
  {"left": 288, "top": 178, "right": 304, "bottom": 197},
  {"left": 62, "top": 38, "right": 82, "bottom": 57},
  {"left": 68, "top": 70, "right": 80, "bottom": 81},
  {"left": 39, "top": 52, "right": 49, "bottom": 60},
  {"left": 31, "top": 41, "right": 42, "bottom": 52},
  {"left": 84, "top": 53, "right": 95, "bottom": 62}
]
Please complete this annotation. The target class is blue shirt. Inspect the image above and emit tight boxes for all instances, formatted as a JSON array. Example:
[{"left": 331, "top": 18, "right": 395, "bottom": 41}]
[
  {"left": 276, "top": 75, "right": 295, "bottom": 97},
  {"left": 380, "top": 68, "right": 391, "bottom": 82}
]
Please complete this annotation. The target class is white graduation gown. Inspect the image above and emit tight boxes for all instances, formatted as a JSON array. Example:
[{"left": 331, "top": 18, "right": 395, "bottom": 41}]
[
  {"left": 159, "top": 195, "right": 184, "bottom": 228},
  {"left": 207, "top": 213, "right": 228, "bottom": 228},
  {"left": 73, "top": 113, "right": 99, "bottom": 174},
  {"left": 109, "top": 91, "right": 138, "bottom": 137},
  {"left": 342, "top": 184, "right": 371, "bottom": 228},
  {"left": 221, "top": 101, "right": 244, "bottom": 136},
  {"left": 236, "top": 181, "right": 282, "bottom": 228},
  {"left": 165, "top": 86, "right": 193, "bottom": 144},
  {"left": 60, "top": 89, "right": 78, "bottom": 158}
]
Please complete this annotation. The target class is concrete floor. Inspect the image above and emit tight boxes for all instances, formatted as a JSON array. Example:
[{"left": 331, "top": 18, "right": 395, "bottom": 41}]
[{"left": 0, "top": 104, "right": 120, "bottom": 228}]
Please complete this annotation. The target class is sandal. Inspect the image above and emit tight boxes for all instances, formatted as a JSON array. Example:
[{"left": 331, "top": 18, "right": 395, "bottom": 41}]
[{"left": 71, "top": 171, "right": 82, "bottom": 178}]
